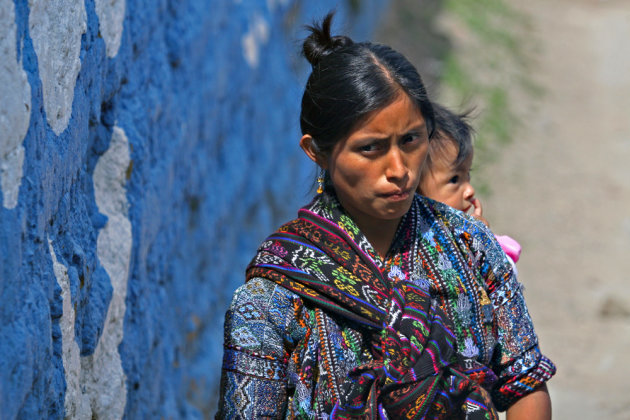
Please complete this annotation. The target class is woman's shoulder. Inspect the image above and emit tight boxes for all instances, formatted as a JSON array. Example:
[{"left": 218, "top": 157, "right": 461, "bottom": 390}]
[
  {"left": 415, "top": 195, "right": 486, "bottom": 231},
  {"left": 231, "top": 276, "right": 303, "bottom": 311},
  {"left": 415, "top": 195, "right": 504, "bottom": 258},
  {"left": 228, "top": 277, "right": 309, "bottom": 346}
]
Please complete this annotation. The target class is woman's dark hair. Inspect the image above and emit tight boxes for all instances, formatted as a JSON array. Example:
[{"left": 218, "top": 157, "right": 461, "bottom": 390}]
[
  {"left": 300, "top": 12, "right": 434, "bottom": 156},
  {"left": 427, "top": 103, "right": 475, "bottom": 169}
]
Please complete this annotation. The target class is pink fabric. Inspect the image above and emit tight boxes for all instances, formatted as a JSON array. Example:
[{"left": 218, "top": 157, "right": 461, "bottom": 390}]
[{"left": 495, "top": 235, "right": 521, "bottom": 263}]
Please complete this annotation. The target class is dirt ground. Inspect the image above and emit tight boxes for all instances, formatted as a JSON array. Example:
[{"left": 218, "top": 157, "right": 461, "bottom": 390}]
[{"left": 478, "top": 0, "right": 630, "bottom": 418}]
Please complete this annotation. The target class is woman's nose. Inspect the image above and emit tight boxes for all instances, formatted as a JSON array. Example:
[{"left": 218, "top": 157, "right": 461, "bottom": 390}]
[{"left": 385, "top": 149, "right": 408, "bottom": 181}]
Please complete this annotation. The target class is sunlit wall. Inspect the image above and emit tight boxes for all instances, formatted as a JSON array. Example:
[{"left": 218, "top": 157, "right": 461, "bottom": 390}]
[{"left": 0, "top": 0, "right": 385, "bottom": 417}]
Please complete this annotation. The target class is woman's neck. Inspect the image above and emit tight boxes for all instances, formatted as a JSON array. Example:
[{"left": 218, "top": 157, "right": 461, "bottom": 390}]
[
  {"left": 332, "top": 193, "right": 404, "bottom": 259},
  {"left": 355, "top": 217, "right": 401, "bottom": 259}
]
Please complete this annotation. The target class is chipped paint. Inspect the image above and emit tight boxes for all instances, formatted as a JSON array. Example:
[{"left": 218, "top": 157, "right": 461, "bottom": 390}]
[
  {"left": 266, "top": 0, "right": 291, "bottom": 11},
  {"left": 49, "top": 239, "right": 92, "bottom": 419},
  {"left": 28, "top": 0, "right": 86, "bottom": 135},
  {"left": 0, "top": 0, "right": 31, "bottom": 209},
  {"left": 95, "top": 0, "right": 126, "bottom": 58},
  {"left": 83, "top": 126, "right": 132, "bottom": 419},
  {"left": 0, "top": 2, "right": 386, "bottom": 416},
  {"left": 242, "top": 14, "right": 269, "bottom": 68}
]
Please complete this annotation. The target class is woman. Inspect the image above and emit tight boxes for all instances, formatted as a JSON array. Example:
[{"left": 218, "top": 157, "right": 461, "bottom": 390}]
[{"left": 217, "top": 14, "right": 554, "bottom": 419}]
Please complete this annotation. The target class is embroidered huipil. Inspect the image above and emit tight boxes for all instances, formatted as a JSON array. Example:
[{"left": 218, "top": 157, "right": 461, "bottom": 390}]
[{"left": 217, "top": 195, "right": 555, "bottom": 418}]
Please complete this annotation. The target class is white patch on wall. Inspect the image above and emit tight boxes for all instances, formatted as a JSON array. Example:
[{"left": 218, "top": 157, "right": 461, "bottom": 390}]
[
  {"left": 241, "top": 14, "right": 269, "bottom": 68},
  {"left": 28, "top": 0, "right": 86, "bottom": 135},
  {"left": 94, "top": 0, "right": 125, "bottom": 58},
  {"left": 0, "top": 0, "right": 31, "bottom": 209},
  {"left": 48, "top": 127, "right": 132, "bottom": 419},
  {"left": 82, "top": 125, "right": 132, "bottom": 419},
  {"left": 266, "top": 0, "right": 290, "bottom": 11},
  {"left": 49, "top": 239, "right": 91, "bottom": 419}
]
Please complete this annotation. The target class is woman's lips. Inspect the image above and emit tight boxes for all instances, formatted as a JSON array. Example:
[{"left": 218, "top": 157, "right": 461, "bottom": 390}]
[{"left": 380, "top": 189, "right": 411, "bottom": 202}]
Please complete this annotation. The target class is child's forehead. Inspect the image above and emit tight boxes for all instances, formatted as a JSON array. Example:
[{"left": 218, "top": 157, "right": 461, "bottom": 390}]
[
  {"left": 432, "top": 132, "right": 473, "bottom": 167},
  {"left": 453, "top": 153, "right": 473, "bottom": 172},
  {"left": 430, "top": 139, "right": 472, "bottom": 171},
  {"left": 429, "top": 137, "right": 458, "bottom": 161}
]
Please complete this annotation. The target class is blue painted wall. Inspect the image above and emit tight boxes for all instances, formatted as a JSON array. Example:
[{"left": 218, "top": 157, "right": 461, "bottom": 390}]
[{"left": 0, "top": 0, "right": 386, "bottom": 418}]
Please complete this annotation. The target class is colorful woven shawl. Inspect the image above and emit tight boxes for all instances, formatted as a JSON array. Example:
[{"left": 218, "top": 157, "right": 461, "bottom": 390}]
[{"left": 246, "top": 195, "right": 497, "bottom": 419}]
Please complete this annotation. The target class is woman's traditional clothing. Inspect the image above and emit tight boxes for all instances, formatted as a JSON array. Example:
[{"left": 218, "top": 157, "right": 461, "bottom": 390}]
[{"left": 217, "top": 194, "right": 555, "bottom": 419}]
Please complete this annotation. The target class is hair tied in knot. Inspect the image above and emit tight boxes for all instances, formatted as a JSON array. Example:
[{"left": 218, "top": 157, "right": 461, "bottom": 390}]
[{"left": 303, "top": 12, "right": 353, "bottom": 67}]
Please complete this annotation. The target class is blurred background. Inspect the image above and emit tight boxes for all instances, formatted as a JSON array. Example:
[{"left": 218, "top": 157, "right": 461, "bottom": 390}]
[
  {"left": 1, "top": 0, "right": 628, "bottom": 418},
  {"left": 379, "top": 1, "right": 630, "bottom": 419}
]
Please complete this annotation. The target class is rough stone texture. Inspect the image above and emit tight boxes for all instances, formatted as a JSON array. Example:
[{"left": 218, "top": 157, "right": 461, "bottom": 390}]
[
  {"left": 49, "top": 240, "right": 91, "bottom": 419},
  {"left": 0, "top": 1, "right": 385, "bottom": 418},
  {"left": 94, "top": 0, "right": 125, "bottom": 58},
  {"left": 81, "top": 125, "right": 131, "bottom": 419},
  {"left": 28, "top": 0, "right": 87, "bottom": 135},
  {"left": 0, "top": 0, "right": 31, "bottom": 209}
]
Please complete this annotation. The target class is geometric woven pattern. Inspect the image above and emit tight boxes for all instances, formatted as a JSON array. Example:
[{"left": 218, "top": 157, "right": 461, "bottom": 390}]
[{"left": 216, "top": 194, "right": 555, "bottom": 417}]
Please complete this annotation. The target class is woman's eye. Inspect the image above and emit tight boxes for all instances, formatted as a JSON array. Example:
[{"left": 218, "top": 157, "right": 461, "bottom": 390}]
[
  {"left": 402, "top": 133, "right": 419, "bottom": 144},
  {"left": 359, "top": 143, "right": 378, "bottom": 152}
]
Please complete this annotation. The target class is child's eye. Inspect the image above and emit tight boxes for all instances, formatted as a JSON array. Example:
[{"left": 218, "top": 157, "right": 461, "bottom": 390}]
[{"left": 449, "top": 175, "right": 460, "bottom": 184}]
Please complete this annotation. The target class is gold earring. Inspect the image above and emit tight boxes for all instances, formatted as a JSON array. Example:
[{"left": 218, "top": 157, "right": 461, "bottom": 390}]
[{"left": 317, "top": 169, "right": 324, "bottom": 194}]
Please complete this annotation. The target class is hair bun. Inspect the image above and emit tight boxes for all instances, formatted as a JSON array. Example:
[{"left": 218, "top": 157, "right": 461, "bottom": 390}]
[{"left": 303, "top": 12, "right": 353, "bottom": 67}]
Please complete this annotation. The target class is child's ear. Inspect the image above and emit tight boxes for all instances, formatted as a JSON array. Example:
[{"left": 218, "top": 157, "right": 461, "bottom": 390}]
[{"left": 300, "top": 135, "right": 327, "bottom": 169}]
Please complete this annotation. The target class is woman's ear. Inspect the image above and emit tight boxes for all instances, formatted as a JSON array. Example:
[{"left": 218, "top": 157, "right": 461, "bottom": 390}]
[{"left": 300, "top": 135, "right": 327, "bottom": 169}]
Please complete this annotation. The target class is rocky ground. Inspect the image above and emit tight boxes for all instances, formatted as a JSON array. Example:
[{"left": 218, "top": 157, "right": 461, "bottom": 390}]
[{"left": 480, "top": 0, "right": 630, "bottom": 418}]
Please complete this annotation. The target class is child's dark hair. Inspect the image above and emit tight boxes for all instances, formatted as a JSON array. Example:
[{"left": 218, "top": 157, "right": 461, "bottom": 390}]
[
  {"left": 425, "top": 103, "right": 475, "bottom": 170},
  {"left": 300, "top": 12, "right": 434, "bottom": 157}
]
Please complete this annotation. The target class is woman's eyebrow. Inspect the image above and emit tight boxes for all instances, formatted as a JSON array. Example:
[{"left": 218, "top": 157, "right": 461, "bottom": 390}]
[
  {"left": 353, "top": 123, "right": 427, "bottom": 140},
  {"left": 406, "top": 122, "right": 426, "bottom": 132}
]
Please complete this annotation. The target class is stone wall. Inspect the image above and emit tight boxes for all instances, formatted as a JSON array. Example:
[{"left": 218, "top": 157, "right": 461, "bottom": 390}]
[{"left": 0, "top": 0, "right": 385, "bottom": 417}]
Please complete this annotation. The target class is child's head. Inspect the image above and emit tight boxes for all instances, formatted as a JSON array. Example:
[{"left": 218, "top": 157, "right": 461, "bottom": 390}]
[{"left": 418, "top": 103, "right": 476, "bottom": 213}]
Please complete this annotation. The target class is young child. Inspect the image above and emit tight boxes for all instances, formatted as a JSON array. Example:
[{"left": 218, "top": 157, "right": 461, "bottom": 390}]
[{"left": 418, "top": 103, "right": 521, "bottom": 270}]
